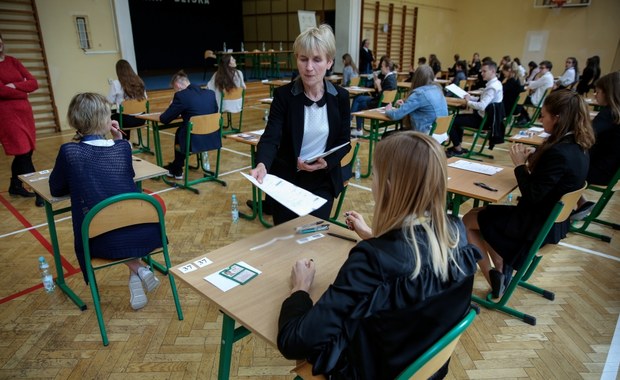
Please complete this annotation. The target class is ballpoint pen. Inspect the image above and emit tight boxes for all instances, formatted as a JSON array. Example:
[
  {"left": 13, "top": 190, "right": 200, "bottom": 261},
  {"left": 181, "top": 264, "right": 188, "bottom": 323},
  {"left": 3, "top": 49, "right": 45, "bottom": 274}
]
[
  {"left": 474, "top": 182, "right": 498, "bottom": 192},
  {"left": 327, "top": 232, "right": 357, "bottom": 243},
  {"left": 295, "top": 220, "right": 324, "bottom": 232},
  {"left": 298, "top": 224, "right": 329, "bottom": 234},
  {"left": 111, "top": 125, "right": 127, "bottom": 136}
]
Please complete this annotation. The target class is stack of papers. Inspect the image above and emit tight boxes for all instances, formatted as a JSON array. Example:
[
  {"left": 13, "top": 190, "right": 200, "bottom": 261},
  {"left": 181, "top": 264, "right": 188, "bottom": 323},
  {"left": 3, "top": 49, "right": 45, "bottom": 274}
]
[
  {"left": 448, "top": 160, "right": 503, "bottom": 175},
  {"left": 445, "top": 84, "right": 469, "bottom": 99}
]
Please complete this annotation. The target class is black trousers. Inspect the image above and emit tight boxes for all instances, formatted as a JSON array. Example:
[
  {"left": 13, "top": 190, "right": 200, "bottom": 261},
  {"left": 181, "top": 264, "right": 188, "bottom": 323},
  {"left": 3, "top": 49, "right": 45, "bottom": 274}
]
[
  {"left": 449, "top": 113, "right": 483, "bottom": 147},
  {"left": 11, "top": 150, "right": 35, "bottom": 180}
]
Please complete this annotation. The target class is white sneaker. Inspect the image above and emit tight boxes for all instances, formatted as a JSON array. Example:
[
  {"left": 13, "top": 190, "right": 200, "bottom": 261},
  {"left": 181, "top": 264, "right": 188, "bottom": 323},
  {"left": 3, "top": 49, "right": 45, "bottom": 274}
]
[
  {"left": 129, "top": 273, "right": 147, "bottom": 310},
  {"left": 351, "top": 129, "right": 363, "bottom": 137},
  {"left": 138, "top": 266, "right": 160, "bottom": 293}
]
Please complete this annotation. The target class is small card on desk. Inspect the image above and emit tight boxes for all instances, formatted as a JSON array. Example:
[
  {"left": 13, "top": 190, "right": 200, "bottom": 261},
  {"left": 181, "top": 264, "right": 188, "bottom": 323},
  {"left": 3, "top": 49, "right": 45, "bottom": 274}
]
[{"left": 220, "top": 263, "right": 258, "bottom": 285}]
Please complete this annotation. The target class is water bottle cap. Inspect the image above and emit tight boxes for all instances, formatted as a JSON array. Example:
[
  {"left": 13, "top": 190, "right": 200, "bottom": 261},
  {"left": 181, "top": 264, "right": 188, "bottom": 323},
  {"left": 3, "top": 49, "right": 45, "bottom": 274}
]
[
  {"left": 39, "top": 256, "right": 45, "bottom": 263},
  {"left": 232, "top": 194, "right": 237, "bottom": 200}
]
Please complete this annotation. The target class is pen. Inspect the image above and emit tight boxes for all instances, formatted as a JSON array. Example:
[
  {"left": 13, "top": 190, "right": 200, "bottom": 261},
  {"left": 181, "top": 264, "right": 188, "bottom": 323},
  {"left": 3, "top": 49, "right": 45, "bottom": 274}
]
[
  {"left": 474, "top": 182, "right": 498, "bottom": 192},
  {"left": 299, "top": 224, "right": 329, "bottom": 234},
  {"left": 112, "top": 125, "right": 127, "bottom": 136},
  {"left": 295, "top": 220, "right": 324, "bottom": 232},
  {"left": 327, "top": 232, "right": 357, "bottom": 243}
]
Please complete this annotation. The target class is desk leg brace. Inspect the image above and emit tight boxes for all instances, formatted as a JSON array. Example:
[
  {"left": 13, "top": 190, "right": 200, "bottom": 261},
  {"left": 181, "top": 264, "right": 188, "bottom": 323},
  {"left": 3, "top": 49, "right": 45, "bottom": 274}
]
[
  {"left": 45, "top": 203, "right": 86, "bottom": 310},
  {"left": 219, "top": 313, "right": 251, "bottom": 380}
]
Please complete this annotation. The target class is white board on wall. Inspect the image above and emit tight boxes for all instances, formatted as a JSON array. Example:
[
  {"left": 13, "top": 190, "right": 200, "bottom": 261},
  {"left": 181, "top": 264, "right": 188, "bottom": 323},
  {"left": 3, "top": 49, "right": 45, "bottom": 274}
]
[
  {"left": 298, "top": 10, "right": 316, "bottom": 33},
  {"left": 523, "top": 31, "right": 549, "bottom": 65}
]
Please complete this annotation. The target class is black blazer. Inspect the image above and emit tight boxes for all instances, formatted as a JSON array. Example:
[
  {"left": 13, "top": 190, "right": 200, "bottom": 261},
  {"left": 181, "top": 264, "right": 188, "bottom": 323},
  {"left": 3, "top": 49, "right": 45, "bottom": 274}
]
[{"left": 256, "top": 78, "right": 351, "bottom": 198}]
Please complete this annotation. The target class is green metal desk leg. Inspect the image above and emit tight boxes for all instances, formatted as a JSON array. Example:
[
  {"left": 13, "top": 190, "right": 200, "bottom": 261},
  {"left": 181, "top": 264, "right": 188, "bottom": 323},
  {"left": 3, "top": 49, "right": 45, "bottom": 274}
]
[
  {"left": 238, "top": 146, "right": 272, "bottom": 228},
  {"left": 218, "top": 314, "right": 251, "bottom": 380},
  {"left": 451, "top": 194, "right": 464, "bottom": 216},
  {"left": 45, "top": 202, "right": 86, "bottom": 310},
  {"left": 361, "top": 119, "right": 378, "bottom": 178},
  {"left": 151, "top": 121, "right": 163, "bottom": 168}
]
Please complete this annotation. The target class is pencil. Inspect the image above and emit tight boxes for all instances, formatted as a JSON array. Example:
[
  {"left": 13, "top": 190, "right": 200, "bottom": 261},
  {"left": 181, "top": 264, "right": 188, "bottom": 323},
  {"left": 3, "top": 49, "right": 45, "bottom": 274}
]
[
  {"left": 327, "top": 232, "right": 357, "bottom": 243},
  {"left": 112, "top": 125, "right": 127, "bottom": 136}
]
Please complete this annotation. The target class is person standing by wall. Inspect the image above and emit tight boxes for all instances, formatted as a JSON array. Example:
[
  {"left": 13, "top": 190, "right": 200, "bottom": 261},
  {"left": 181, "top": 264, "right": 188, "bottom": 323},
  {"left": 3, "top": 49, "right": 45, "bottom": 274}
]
[{"left": 0, "top": 32, "right": 42, "bottom": 206}]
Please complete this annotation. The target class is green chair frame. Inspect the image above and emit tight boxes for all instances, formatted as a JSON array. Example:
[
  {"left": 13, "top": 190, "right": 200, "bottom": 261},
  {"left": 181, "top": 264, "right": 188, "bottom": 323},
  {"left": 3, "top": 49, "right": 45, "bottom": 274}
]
[
  {"left": 360, "top": 89, "right": 400, "bottom": 135},
  {"left": 329, "top": 142, "right": 360, "bottom": 228},
  {"left": 472, "top": 183, "right": 586, "bottom": 325},
  {"left": 505, "top": 90, "right": 530, "bottom": 136},
  {"left": 518, "top": 88, "right": 551, "bottom": 130},
  {"left": 119, "top": 99, "right": 152, "bottom": 155},
  {"left": 81, "top": 192, "right": 184, "bottom": 346},
  {"left": 177, "top": 113, "right": 227, "bottom": 194},
  {"left": 219, "top": 87, "right": 245, "bottom": 135},
  {"left": 395, "top": 308, "right": 477, "bottom": 380},
  {"left": 570, "top": 167, "right": 620, "bottom": 242},
  {"left": 460, "top": 113, "right": 489, "bottom": 160}
]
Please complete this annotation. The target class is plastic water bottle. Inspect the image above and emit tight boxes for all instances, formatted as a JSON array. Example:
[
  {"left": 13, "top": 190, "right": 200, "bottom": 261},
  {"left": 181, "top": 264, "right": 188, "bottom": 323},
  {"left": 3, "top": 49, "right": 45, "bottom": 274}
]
[
  {"left": 264, "top": 109, "right": 269, "bottom": 124},
  {"left": 354, "top": 158, "right": 361, "bottom": 181},
  {"left": 262, "top": 42, "right": 266, "bottom": 52},
  {"left": 201, "top": 152, "right": 210, "bottom": 172},
  {"left": 223, "top": 42, "right": 227, "bottom": 52},
  {"left": 279, "top": 41, "right": 283, "bottom": 51},
  {"left": 231, "top": 194, "right": 239, "bottom": 224},
  {"left": 505, "top": 193, "right": 513, "bottom": 205},
  {"left": 39, "top": 256, "right": 55, "bottom": 293},
  {"left": 240, "top": 41, "right": 244, "bottom": 52}
]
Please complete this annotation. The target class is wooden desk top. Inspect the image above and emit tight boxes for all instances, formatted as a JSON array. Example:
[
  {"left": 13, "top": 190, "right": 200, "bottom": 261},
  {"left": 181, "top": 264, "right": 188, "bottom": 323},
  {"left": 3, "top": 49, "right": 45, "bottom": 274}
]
[
  {"left": 19, "top": 157, "right": 167, "bottom": 203},
  {"left": 262, "top": 79, "right": 291, "bottom": 86},
  {"left": 447, "top": 157, "right": 517, "bottom": 204},
  {"left": 225, "top": 129, "right": 264, "bottom": 146},
  {"left": 344, "top": 86, "right": 375, "bottom": 96},
  {"left": 350, "top": 107, "right": 392, "bottom": 122},
  {"left": 135, "top": 112, "right": 162, "bottom": 122},
  {"left": 170, "top": 215, "right": 356, "bottom": 346},
  {"left": 435, "top": 79, "right": 450, "bottom": 85},
  {"left": 325, "top": 75, "right": 342, "bottom": 83},
  {"left": 508, "top": 130, "right": 546, "bottom": 146},
  {"left": 397, "top": 81, "right": 411, "bottom": 89},
  {"left": 217, "top": 50, "right": 293, "bottom": 56},
  {"left": 446, "top": 97, "right": 467, "bottom": 107},
  {"left": 259, "top": 98, "right": 273, "bottom": 104}
]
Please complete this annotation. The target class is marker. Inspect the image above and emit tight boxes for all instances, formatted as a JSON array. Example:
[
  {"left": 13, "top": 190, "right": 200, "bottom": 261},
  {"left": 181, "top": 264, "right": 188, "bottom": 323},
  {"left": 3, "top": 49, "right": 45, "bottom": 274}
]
[
  {"left": 327, "top": 232, "right": 357, "bottom": 243},
  {"left": 295, "top": 221, "right": 324, "bottom": 232},
  {"left": 474, "top": 182, "right": 498, "bottom": 192}
]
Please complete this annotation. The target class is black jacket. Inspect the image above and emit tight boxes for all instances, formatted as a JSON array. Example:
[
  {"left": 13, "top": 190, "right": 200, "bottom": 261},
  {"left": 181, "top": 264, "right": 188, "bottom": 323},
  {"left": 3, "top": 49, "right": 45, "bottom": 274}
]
[{"left": 277, "top": 219, "right": 481, "bottom": 379}]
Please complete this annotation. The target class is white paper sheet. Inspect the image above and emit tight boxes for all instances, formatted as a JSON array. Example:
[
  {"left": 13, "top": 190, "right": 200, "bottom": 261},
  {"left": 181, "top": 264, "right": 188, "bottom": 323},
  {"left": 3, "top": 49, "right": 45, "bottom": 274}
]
[
  {"left": 204, "top": 261, "right": 262, "bottom": 292},
  {"left": 241, "top": 172, "right": 327, "bottom": 216},
  {"left": 445, "top": 84, "right": 468, "bottom": 99},
  {"left": 448, "top": 159, "right": 503, "bottom": 175},
  {"left": 303, "top": 142, "right": 350, "bottom": 163}
]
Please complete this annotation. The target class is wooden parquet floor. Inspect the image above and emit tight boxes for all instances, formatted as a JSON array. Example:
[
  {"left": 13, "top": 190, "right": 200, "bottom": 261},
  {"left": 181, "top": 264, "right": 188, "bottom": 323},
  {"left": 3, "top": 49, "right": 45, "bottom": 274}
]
[{"left": 0, "top": 81, "right": 618, "bottom": 379}]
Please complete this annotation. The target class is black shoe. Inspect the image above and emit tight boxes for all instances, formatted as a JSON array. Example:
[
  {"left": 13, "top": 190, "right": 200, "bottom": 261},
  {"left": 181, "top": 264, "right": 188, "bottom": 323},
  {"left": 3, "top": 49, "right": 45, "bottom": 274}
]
[
  {"left": 35, "top": 195, "right": 44, "bottom": 207},
  {"left": 446, "top": 147, "right": 468, "bottom": 158},
  {"left": 570, "top": 201, "right": 595, "bottom": 221},
  {"left": 503, "top": 264, "right": 513, "bottom": 290},
  {"left": 489, "top": 269, "right": 506, "bottom": 299},
  {"left": 9, "top": 184, "right": 36, "bottom": 198},
  {"left": 163, "top": 163, "right": 183, "bottom": 180}
]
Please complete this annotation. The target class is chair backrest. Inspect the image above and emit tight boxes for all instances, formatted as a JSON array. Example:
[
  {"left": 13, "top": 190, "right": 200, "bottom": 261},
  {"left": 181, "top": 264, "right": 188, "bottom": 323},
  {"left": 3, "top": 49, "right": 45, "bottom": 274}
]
[
  {"left": 395, "top": 308, "right": 477, "bottom": 380},
  {"left": 458, "top": 79, "right": 467, "bottom": 89},
  {"left": 380, "top": 89, "right": 398, "bottom": 105},
  {"left": 340, "top": 142, "right": 360, "bottom": 183},
  {"left": 120, "top": 99, "right": 148, "bottom": 115},
  {"left": 555, "top": 183, "right": 588, "bottom": 223},
  {"left": 82, "top": 193, "right": 163, "bottom": 240},
  {"left": 189, "top": 113, "right": 222, "bottom": 135},
  {"left": 223, "top": 87, "right": 244, "bottom": 102},
  {"left": 204, "top": 50, "right": 216, "bottom": 60},
  {"left": 349, "top": 76, "right": 361, "bottom": 86},
  {"left": 430, "top": 114, "right": 455, "bottom": 135}
]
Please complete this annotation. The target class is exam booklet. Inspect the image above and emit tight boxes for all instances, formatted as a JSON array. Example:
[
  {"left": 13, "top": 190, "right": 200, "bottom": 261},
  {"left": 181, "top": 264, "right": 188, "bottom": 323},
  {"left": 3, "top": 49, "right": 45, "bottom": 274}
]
[
  {"left": 445, "top": 84, "right": 468, "bottom": 99},
  {"left": 303, "top": 142, "right": 350, "bottom": 164},
  {"left": 241, "top": 172, "right": 327, "bottom": 216}
]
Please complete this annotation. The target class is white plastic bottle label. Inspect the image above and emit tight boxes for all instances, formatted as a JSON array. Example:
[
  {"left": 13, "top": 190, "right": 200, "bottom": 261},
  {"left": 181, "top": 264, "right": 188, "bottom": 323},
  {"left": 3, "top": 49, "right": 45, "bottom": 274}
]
[{"left": 43, "top": 274, "right": 54, "bottom": 291}]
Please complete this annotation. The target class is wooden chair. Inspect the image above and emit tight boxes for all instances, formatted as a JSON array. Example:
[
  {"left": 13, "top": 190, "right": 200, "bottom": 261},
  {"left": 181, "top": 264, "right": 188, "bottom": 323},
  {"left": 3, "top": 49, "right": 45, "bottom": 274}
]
[
  {"left": 329, "top": 142, "right": 360, "bottom": 228},
  {"left": 460, "top": 113, "right": 489, "bottom": 160},
  {"left": 520, "top": 88, "right": 551, "bottom": 129},
  {"left": 458, "top": 79, "right": 468, "bottom": 90},
  {"left": 429, "top": 114, "right": 455, "bottom": 146},
  {"left": 379, "top": 89, "right": 398, "bottom": 106},
  {"left": 348, "top": 76, "right": 361, "bottom": 87},
  {"left": 177, "top": 113, "right": 227, "bottom": 194},
  {"left": 472, "top": 183, "right": 587, "bottom": 325},
  {"left": 81, "top": 192, "right": 184, "bottom": 346},
  {"left": 119, "top": 99, "right": 151, "bottom": 155},
  {"left": 505, "top": 90, "right": 529, "bottom": 136},
  {"left": 395, "top": 307, "right": 477, "bottom": 380},
  {"left": 219, "top": 87, "right": 245, "bottom": 135},
  {"left": 570, "top": 167, "right": 620, "bottom": 242}
]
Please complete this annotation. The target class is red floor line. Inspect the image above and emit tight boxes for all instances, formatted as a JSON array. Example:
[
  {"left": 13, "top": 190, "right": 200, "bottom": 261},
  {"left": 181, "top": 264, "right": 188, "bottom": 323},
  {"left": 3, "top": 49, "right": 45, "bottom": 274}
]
[
  {"left": 0, "top": 282, "right": 44, "bottom": 304},
  {"left": 0, "top": 192, "right": 78, "bottom": 272}
]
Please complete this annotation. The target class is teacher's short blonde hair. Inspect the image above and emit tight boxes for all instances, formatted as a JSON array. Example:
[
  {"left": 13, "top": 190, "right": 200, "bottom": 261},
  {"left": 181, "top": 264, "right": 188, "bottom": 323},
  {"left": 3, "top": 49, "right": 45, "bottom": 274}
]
[{"left": 293, "top": 24, "right": 336, "bottom": 61}]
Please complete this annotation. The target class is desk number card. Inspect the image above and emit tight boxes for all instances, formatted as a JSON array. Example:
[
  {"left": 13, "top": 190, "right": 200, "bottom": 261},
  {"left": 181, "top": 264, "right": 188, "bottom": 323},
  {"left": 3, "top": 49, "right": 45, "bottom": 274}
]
[{"left": 219, "top": 263, "right": 258, "bottom": 285}]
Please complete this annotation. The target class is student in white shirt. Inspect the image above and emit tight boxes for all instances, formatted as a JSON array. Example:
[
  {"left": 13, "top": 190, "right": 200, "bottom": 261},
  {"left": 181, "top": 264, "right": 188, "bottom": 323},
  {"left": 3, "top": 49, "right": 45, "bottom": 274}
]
[
  {"left": 517, "top": 60, "right": 554, "bottom": 124},
  {"left": 555, "top": 57, "right": 579, "bottom": 89}
]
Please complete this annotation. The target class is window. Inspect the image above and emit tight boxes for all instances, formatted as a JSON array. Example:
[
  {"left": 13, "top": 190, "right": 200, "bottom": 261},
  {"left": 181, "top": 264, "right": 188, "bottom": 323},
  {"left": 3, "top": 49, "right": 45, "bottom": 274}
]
[{"left": 75, "top": 16, "right": 91, "bottom": 50}]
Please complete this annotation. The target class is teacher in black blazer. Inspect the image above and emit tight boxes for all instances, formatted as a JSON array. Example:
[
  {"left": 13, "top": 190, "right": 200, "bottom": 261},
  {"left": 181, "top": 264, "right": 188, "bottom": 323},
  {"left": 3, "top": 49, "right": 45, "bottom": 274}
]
[
  {"left": 463, "top": 90, "right": 595, "bottom": 298},
  {"left": 251, "top": 24, "right": 351, "bottom": 225}
]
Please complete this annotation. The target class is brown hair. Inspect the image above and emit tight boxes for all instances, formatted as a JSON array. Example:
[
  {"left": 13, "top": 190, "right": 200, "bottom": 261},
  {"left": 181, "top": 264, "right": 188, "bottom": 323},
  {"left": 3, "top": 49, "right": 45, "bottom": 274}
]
[
  {"left": 342, "top": 53, "right": 358, "bottom": 74},
  {"left": 214, "top": 54, "right": 241, "bottom": 93},
  {"left": 527, "top": 90, "right": 595, "bottom": 171},
  {"left": 115, "top": 60, "right": 146, "bottom": 101},
  {"left": 595, "top": 71, "right": 620, "bottom": 124},
  {"left": 372, "top": 132, "right": 461, "bottom": 281}
]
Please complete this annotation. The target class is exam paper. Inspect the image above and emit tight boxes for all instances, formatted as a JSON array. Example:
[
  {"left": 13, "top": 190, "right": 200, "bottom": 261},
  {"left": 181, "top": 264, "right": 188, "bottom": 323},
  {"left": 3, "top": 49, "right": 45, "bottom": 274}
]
[
  {"left": 445, "top": 84, "right": 469, "bottom": 99},
  {"left": 303, "top": 141, "right": 350, "bottom": 163},
  {"left": 241, "top": 172, "right": 327, "bottom": 216},
  {"left": 448, "top": 159, "right": 503, "bottom": 175}
]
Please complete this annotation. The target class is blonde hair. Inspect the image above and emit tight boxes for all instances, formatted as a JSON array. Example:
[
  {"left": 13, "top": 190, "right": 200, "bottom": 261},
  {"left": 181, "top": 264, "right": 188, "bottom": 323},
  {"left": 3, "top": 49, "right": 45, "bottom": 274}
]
[
  {"left": 293, "top": 24, "right": 335, "bottom": 61},
  {"left": 372, "top": 132, "right": 460, "bottom": 281},
  {"left": 67, "top": 93, "right": 111, "bottom": 136}
]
